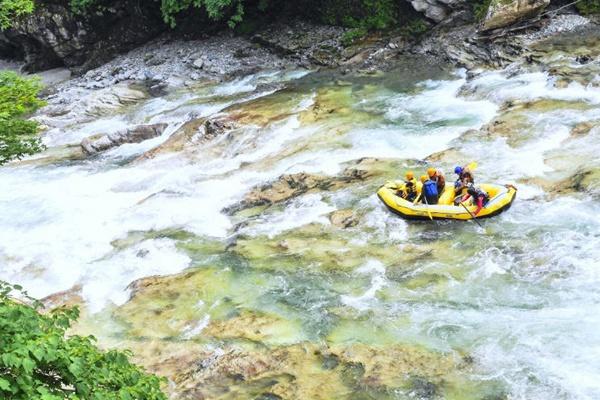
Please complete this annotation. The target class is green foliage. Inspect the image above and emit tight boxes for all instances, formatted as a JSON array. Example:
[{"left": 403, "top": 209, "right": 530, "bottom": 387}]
[
  {"left": 402, "top": 18, "right": 429, "bottom": 36},
  {"left": 0, "top": 119, "right": 42, "bottom": 165},
  {"left": 160, "top": 0, "right": 245, "bottom": 28},
  {"left": 0, "top": 71, "right": 46, "bottom": 165},
  {"left": 320, "top": 0, "right": 398, "bottom": 30},
  {"left": 360, "top": 0, "right": 397, "bottom": 30},
  {"left": 0, "top": 281, "right": 167, "bottom": 400},
  {"left": 470, "top": 0, "right": 492, "bottom": 20},
  {"left": 576, "top": 0, "right": 600, "bottom": 14},
  {"left": 341, "top": 27, "right": 368, "bottom": 46},
  {"left": 69, "top": 0, "right": 100, "bottom": 14},
  {"left": 0, "top": 0, "right": 34, "bottom": 30}
]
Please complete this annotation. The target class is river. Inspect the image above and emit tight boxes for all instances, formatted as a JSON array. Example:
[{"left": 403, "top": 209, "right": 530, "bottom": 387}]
[{"left": 1, "top": 31, "right": 599, "bottom": 399}]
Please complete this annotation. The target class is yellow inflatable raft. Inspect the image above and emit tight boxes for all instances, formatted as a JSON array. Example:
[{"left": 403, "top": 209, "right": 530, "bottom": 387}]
[{"left": 377, "top": 181, "right": 516, "bottom": 221}]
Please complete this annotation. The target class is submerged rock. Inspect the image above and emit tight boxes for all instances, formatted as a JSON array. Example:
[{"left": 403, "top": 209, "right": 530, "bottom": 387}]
[
  {"left": 167, "top": 341, "right": 472, "bottom": 399},
  {"left": 550, "top": 167, "right": 600, "bottom": 197},
  {"left": 570, "top": 121, "right": 597, "bottom": 138},
  {"left": 41, "top": 284, "right": 84, "bottom": 311},
  {"left": 81, "top": 123, "right": 168, "bottom": 155},
  {"left": 482, "top": 0, "right": 550, "bottom": 31},
  {"left": 328, "top": 209, "right": 359, "bottom": 228},
  {"left": 225, "top": 167, "right": 371, "bottom": 214},
  {"left": 138, "top": 115, "right": 238, "bottom": 160}
]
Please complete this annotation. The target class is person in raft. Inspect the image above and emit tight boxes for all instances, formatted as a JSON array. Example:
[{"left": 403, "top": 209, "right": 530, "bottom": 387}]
[
  {"left": 462, "top": 183, "right": 489, "bottom": 215},
  {"left": 453, "top": 165, "right": 474, "bottom": 203},
  {"left": 401, "top": 171, "right": 418, "bottom": 201},
  {"left": 427, "top": 167, "right": 445, "bottom": 193},
  {"left": 417, "top": 175, "right": 439, "bottom": 205}
]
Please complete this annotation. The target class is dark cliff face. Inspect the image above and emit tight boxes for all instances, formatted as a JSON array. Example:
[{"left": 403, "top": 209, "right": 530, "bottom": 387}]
[{"left": 0, "top": 0, "right": 165, "bottom": 73}]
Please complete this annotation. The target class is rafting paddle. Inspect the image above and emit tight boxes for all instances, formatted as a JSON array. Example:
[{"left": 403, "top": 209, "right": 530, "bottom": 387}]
[
  {"left": 459, "top": 201, "right": 483, "bottom": 228},
  {"left": 423, "top": 194, "right": 434, "bottom": 221}
]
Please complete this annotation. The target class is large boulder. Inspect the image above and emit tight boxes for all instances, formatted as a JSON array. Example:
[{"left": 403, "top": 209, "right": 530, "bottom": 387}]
[
  {"left": 408, "top": 0, "right": 457, "bottom": 22},
  {"left": 482, "top": 0, "right": 550, "bottom": 31},
  {"left": 81, "top": 123, "right": 168, "bottom": 155},
  {"left": 136, "top": 115, "right": 238, "bottom": 160},
  {"left": 224, "top": 167, "right": 372, "bottom": 215},
  {"left": 0, "top": 0, "right": 164, "bottom": 72}
]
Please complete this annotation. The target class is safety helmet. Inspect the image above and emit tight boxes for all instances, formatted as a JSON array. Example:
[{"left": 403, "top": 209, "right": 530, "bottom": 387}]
[
  {"left": 420, "top": 175, "right": 428, "bottom": 183},
  {"left": 427, "top": 167, "right": 436, "bottom": 177},
  {"left": 406, "top": 171, "right": 414, "bottom": 179},
  {"left": 454, "top": 166, "right": 463, "bottom": 175}
]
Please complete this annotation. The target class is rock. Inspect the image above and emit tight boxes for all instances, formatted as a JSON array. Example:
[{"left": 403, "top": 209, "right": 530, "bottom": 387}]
[
  {"left": 80, "top": 82, "right": 149, "bottom": 117},
  {"left": 192, "top": 58, "right": 205, "bottom": 69},
  {"left": 0, "top": 1, "right": 164, "bottom": 72},
  {"left": 144, "top": 54, "right": 165, "bottom": 66},
  {"left": 224, "top": 167, "right": 371, "bottom": 214},
  {"left": 425, "top": 147, "right": 470, "bottom": 165},
  {"left": 41, "top": 284, "right": 84, "bottom": 311},
  {"left": 205, "top": 116, "right": 237, "bottom": 139},
  {"left": 408, "top": 0, "right": 452, "bottom": 22},
  {"left": 202, "top": 309, "right": 298, "bottom": 343},
  {"left": 81, "top": 123, "right": 168, "bottom": 155},
  {"left": 328, "top": 209, "right": 359, "bottom": 228},
  {"left": 136, "top": 115, "right": 238, "bottom": 160},
  {"left": 251, "top": 21, "right": 346, "bottom": 67},
  {"left": 167, "top": 341, "right": 470, "bottom": 400},
  {"left": 570, "top": 121, "right": 597, "bottom": 137},
  {"left": 482, "top": 0, "right": 550, "bottom": 31},
  {"left": 575, "top": 54, "right": 593, "bottom": 64},
  {"left": 550, "top": 167, "right": 600, "bottom": 197}
]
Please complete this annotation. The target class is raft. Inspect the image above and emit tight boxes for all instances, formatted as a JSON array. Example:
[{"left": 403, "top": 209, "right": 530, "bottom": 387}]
[{"left": 377, "top": 181, "right": 516, "bottom": 221}]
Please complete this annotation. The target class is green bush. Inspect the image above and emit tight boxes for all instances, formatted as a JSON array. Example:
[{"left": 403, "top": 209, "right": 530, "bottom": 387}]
[
  {"left": 0, "top": 0, "right": 34, "bottom": 30},
  {"left": 319, "top": 0, "right": 398, "bottom": 30},
  {"left": 160, "top": 0, "right": 245, "bottom": 28},
  {"left": 403, "top": 18, "right": 429, "bottom": 36},
  {"left": 0, "top": 71, "right": 46, "bottom": 165},
  {"left": 0, "top": 281, "right": 167, "bottom": 400},
  {"left": 341, "top": 27, "right": 368, "bottom": 46},
  {"left": 470, "top": 0, "right": 492, "bottom": 20},
  {"left": 69, "top": 0, "right": 101, "bottom": 14},
  {"left": 576, "top": 0, "right": 600, "bottom": 14}
]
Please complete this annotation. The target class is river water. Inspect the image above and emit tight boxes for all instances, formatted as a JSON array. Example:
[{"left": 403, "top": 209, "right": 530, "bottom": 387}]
[{"left": 1, "top": 32, "right": 600, "bottom": 399}]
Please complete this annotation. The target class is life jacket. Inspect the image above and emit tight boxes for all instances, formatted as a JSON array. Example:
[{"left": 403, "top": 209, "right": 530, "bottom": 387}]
[
  {"left": 423, "top": 179, "right": 438, "bottom": 199},
  {"left": 403, "top": 178, "right": 418, "bottom": 201},
  {"left": 467, "top": 185, "right": 488, "bottom": 204},
  {"left": 405, "top": 178, "right": 418, "bottom": 195}
]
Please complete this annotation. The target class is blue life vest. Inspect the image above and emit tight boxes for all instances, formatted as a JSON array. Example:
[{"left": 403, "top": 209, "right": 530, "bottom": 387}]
[{"left": 423, "top": 180, "right": 438, "bottom": 198}]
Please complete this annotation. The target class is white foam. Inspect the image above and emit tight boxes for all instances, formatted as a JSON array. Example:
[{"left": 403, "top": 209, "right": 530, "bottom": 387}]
[
  {"left": 243, "top": 193, "right": 335, "bottom": 238},
  {"left": 341, "top": 260, "right": 388, "bottom": 311},
  {"left": 182, "top": 314, "right": 211, "bottom": 339}
]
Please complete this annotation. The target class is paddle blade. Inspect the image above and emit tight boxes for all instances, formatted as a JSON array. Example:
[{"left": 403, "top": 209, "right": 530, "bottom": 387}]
[{"left": 467, "top": 161, "right": 478, "bottom": 171}]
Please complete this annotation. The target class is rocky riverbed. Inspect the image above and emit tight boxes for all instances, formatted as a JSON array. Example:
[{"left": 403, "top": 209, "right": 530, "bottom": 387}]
[{"left": 2, "top": 6, "right": 600, "bottom": 400}]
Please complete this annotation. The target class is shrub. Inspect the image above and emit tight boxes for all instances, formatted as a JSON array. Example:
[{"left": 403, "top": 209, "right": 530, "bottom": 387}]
[
  {"left": 160, "top": 0, "right": 245, "bottom": 28},
  {"left": 341, "top": 27, "right": 368, "bottom": 46},
  {"left": 470, "top": 0, "right": 492, "bottom": 20},
  {"left": 576, "top": 0, "right": 600, "bottom": 14},
  {"left": 403, "top": 18, "right": 429, "bottom": 36},
  {"left": 0, "top": 0, "right": 34, "bottom": 30},
  {"left": 0, "top": 281, "right": 167, "bottom": 400},
  {"left": 0, "top": 71, "right": 46, "bottom": 165}
]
